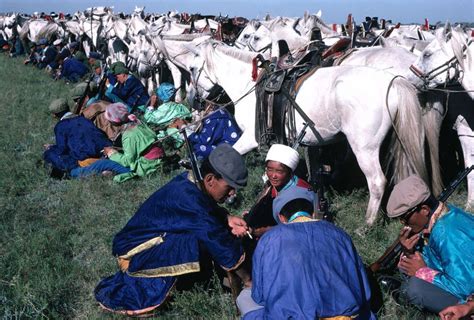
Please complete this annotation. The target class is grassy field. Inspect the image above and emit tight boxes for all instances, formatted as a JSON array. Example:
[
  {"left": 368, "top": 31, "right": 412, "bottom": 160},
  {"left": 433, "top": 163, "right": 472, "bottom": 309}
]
[{"left": 0, "top": 53, "right": 466, "bottom": 319}]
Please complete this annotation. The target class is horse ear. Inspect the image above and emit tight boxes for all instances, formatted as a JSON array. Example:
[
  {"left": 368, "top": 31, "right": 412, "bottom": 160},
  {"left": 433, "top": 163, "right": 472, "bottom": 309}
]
[
  {"left": 265, "top": 14, "right": 271, "bottom": 21},
  {"left": 445, "top": 21, "right": 452, "bottom": 39},
  {"left": 316, "top": 10, "right": 322, "bottom": 18},
  {"left": 304, "top": 11, "right": 309, "bottom": 22}
]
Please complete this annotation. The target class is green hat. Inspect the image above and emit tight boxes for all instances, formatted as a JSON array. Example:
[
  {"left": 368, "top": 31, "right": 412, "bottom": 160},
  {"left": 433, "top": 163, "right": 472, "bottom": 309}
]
[
  {"left": 69, "top": 82, "right": 98, "bottom": 101},
  {"left": 111, "top": 61, "right": 128, "bottom": 75},
  {"left": 49, "top": 98, "right": 69, "bottom": 114},
  {"left": 91, "top": 60, "right": 101, "bottom": 69}
]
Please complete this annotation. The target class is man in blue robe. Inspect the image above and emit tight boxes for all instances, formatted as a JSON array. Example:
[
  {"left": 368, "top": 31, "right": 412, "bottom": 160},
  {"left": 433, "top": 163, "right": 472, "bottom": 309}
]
[
  {"left": 105, "top": 63, "right": 149, "bottom": 112},
  {"left": 43, "top": 98, "right": 112, "bottom": 178},
  {"left": 95, "top": 144, "right": 251, "bottom": 316},
  {"left": 387, "top": 175, "right": 474, "bottom": 313},
  {"left": 237, "top": 187, "right": 375, "bottom": 320},
  {"left": 57, "top": 52, "right": 89, "bottom": 83}
]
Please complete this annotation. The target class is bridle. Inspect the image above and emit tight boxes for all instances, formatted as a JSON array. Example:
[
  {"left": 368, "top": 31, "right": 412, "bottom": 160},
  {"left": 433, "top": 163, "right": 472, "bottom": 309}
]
[{"left": 410, "top": 39, "right": 472, "bottom": 90}]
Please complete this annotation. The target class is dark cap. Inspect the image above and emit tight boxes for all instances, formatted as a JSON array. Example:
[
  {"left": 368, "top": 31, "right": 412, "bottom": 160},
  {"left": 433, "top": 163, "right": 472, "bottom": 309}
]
[
  {"left": 88, "top": 51, "right": 102, "bottom": 59},
  {"left": 208, "top": 143, "right": 247, "bottom": 189},
  {"left": 387, "top": 175, "right": 431, "bottom": 218},
  {"left": 272, "top": 186, "right": 316, "bottom": 224}
]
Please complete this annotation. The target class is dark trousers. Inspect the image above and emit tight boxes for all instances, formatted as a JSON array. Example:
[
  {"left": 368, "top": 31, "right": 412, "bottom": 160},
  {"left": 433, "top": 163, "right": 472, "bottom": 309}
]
[{"left": 401, "top": 276, "right": 460, "bottom": 313}]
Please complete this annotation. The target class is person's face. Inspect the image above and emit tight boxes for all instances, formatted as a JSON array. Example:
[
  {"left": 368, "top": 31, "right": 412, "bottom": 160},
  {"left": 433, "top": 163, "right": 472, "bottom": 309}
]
[
  {"left": 116, "top": 73, "right": 127, "bottom": 84},
  {"left": 94, "top": 66, "right": 101, "bottom": 75},
  {"left": 204, "top": 174, "right": 236, "bottom": 203},
  {"left": 400, "top": 204, "right": 430, "bottom": 233},
  {"left": 265, "top": 160, "right": 292, "bottom": 189}
]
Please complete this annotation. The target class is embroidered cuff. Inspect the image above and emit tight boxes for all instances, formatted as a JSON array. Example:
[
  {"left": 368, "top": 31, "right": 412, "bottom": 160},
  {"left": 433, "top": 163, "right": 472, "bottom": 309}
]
[{"left": 415, "top": 267, "right": 439, "bottom": 283}]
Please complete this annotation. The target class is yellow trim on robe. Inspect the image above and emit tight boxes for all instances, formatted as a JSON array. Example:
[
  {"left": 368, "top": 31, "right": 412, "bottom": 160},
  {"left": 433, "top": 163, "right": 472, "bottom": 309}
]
[
  {"left": 290, "top": 216, "right": 318, "bottom": 223},
  {"left": 118, "top": 236, "right": 164, "bottom": 260},
  {"left": 321, "top": 316, "right": 357, "bottom": 320},
  {"left": 128, "top": 261, "right": 201, "bottom": 278},
  {"left": 221, "top": 253, "right": 246, "bottom": 271}
]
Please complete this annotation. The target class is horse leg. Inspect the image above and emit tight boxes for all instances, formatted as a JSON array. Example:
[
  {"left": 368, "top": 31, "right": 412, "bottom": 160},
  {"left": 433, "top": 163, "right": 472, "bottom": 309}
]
[
  {"left": 453, "top": 115, "right": 474, "bottom": 209},
  {"left": 348, "top": 138, "right": 386, "bottom": 226}
]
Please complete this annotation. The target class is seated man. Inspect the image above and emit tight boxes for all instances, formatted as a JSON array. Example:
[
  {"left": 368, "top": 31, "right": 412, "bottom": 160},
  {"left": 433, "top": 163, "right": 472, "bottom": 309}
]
[
  {"left": 43, "top": 98, "right": 112, "bottom": 178},
  {"left": 95, "top": 144, "right": 251, "bottom": 316},
  {"left": 56, "top": 51, "right": 89, "bottom": 83},
  {"left": 105, "top": 63, "right": 149, "bottom": 112},
  {"left": 386, "top": 175, "right": 474, "bottom": 313},
  {"left": 237, "top": 188, "right": 375, "bottom": 319},
  {"left": 37, "top": 38, "right": 58, "bottom": 70}
]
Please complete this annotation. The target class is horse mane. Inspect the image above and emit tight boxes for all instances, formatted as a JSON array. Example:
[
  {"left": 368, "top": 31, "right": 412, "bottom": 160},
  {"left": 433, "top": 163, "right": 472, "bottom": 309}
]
[
  {"left": 209, "top": 41, "right": 258, "bottom": 63},
  {"left": 161, "top": 33, "right": 211, "bottom": 41}
]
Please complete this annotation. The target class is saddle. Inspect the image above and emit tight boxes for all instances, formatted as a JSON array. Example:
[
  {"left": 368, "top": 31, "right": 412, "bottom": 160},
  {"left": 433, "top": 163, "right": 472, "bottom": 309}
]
[{"left": 255, "top": 40, "right": 325, "bottom": 146}]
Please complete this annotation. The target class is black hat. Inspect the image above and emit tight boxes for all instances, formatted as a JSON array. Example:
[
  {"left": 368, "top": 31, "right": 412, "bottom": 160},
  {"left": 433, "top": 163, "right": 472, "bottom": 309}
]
[{"left": 208, "top": 144, "right": 247, "bottom": 189}]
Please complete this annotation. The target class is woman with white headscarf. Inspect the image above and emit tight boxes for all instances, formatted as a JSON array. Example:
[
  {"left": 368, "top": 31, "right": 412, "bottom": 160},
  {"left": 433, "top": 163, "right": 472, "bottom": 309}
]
[{"left": 244, "top": 144, "right": 317, "bottom": 238}]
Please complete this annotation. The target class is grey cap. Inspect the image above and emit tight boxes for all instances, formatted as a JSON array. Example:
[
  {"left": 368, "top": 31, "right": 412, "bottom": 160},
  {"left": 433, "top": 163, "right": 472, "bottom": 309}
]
[
  {"left": 387, "top": 175, "right": 431, "bottom": 218},
  {"left": 208, "top": 143, "right": 247, "bottom": 189},
  {"left": 49, "top": 98, "right": 69, "bottom": 114},
  {"left": 272, "top": 185, "right": 316, "bottom": 224}
]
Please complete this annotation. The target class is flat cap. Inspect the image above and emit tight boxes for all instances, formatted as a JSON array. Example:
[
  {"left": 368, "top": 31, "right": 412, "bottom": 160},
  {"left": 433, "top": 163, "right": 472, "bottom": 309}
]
[
  {"left": 272, "top": 185, "right": 316, "bottom": 224},
  {"left": 387, "top": 175, "right": 431, "bottom": 218},
  {"left": 49, "top": 98, "right": 69, "bottom": 114},
  {"left": 69, "top": 82, "right": 97, "bottom": 101},
  {"left": 88, "top": 51, "right": 102, "bottom": 60},
  {"left": 208, "top": 143, "right": 247, "bottom": 189}
]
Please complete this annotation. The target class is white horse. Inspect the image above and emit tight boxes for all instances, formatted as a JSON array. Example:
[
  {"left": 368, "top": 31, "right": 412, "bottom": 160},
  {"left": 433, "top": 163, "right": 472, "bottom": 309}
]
[
  {"left": 186, "top": 40, "right": 432, "bottom": 225},
  {"left": 411, "top": 27, "right": 474, "bottom": 208}
]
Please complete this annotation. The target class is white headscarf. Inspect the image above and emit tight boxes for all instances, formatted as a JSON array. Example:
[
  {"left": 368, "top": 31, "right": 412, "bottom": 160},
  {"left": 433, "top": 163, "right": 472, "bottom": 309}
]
[{"left": 265, "top": 144, "right": 300, "bottom": 171}]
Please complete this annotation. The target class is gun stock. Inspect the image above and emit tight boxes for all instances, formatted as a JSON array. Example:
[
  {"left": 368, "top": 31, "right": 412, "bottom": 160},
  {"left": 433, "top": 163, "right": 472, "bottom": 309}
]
[{"left": 370, "top": 165, "right": 474, "bottom": 273}]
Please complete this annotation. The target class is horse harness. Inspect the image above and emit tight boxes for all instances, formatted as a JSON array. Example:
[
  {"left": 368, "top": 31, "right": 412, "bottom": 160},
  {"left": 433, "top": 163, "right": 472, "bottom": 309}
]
[{"left": 254, "top": 43, "right": 327, "bottom": 147}]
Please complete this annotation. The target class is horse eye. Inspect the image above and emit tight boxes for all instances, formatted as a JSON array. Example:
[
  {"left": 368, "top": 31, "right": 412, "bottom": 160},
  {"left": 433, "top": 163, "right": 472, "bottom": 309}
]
[
  {"left": 254, "top": 36, "right": 260, "bottom": 41},
  {"left": 243, "top": 34, "right": 250, "bottom": 39},
  {"left": 423, "top": 51, "right": 432, "bottom": 58}
]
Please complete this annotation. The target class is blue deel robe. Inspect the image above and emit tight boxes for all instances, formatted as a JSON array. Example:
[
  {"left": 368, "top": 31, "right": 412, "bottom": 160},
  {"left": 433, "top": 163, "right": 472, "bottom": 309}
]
[
  {"left": 60, "top": 57, "right": 88, "bottom": 82},
  {"left": 110, "top": 75, "right": 149, "bottom": 110},
  {"left": 39, "top": 45, "right": 58, "bottom": 68},
  {"left": 95, "top": 172, "right": 244, "bottom": 314},
  {"left": 43, "top": 115, "right": 112, "bottom": 171},
  {"left": 189, "top": 109, "right": 242, "bottom": 160},
  {"left": 245, "top": 220, "right": 375, "bottom": 320},
  {"left": 422, "top": 205, "right": 474, "bottom": 301}
]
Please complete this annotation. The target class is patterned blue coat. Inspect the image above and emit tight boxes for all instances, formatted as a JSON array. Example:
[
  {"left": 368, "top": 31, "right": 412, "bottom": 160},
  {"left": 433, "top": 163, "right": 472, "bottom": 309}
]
[{"left": 189, "top": 109, "right": 241, "bottom": 160}]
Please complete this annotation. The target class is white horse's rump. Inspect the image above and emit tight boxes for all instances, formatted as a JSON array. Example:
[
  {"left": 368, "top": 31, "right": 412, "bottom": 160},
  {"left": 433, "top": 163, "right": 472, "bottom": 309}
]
[{"left": 187, "top": 41, "right": 431, "bottom": 225}]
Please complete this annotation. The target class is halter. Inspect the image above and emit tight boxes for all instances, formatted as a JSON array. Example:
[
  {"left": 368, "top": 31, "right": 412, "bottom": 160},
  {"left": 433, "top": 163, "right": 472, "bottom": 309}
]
[{"left": 410, "top": 39, "right": 472, "bottom": 90}]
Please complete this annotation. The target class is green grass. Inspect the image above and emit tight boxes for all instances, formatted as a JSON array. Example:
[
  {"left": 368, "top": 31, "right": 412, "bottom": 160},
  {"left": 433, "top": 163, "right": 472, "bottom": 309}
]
[{"left": 0, "top": 53, "right": 466, "bottom": 319}]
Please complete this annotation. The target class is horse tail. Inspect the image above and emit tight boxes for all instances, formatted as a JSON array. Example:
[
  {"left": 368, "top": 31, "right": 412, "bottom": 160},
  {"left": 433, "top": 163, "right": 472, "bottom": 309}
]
[
  {"left": 387, "top": 77, "right": 429, "bottom": 186},
  {"left": 420, "top": 95, "right": 444, "bottom": 195}
]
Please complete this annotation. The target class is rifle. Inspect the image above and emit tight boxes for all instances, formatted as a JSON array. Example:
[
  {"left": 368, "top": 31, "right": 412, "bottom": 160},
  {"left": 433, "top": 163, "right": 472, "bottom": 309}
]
[
  {"left": 180, "top": 128, "right": 203, "bottom": 186},
  {"left": 73, "top": 74, "right": 94, "bottom": 114},
  {"left": 370, "top": 165, "right": 474, "bottom": 273},
  {"left": 96, "top": 64, "right": 108, "bottom": 100}
]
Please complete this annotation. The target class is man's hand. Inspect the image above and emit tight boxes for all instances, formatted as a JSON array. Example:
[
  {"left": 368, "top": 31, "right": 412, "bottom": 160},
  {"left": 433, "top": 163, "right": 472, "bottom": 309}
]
[
  {"left": 439, "top": 302, "right": 474, "bottom": 320},
  {"left": 103, "top": 146, "right": 117, "bottom": 158},
  {"left": 227, "top": 215, "right": 248, "bottom": 238},
  {"left": 150, "top": 95, "right": 157, "bottom": 107},
  {"left": 398, "top": 251, "right": 426, "bottom": 276},
  {"left": 43, "top": 143, "right": 53, "bottom": 150},
  {"left": 399, "top": 226, "right": 420, "bottom": 253}
]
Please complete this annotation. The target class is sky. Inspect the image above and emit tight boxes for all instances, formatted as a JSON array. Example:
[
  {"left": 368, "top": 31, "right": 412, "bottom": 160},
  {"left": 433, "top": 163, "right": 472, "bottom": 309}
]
[{"left": 1, "top": 0, "right": 473, "bottom": 24}]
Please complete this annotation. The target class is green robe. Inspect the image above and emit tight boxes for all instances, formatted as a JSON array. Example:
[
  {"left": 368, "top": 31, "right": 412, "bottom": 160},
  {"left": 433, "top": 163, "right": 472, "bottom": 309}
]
[{"left": 109, "top": 123, "right": 161, "bottom": 182}]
